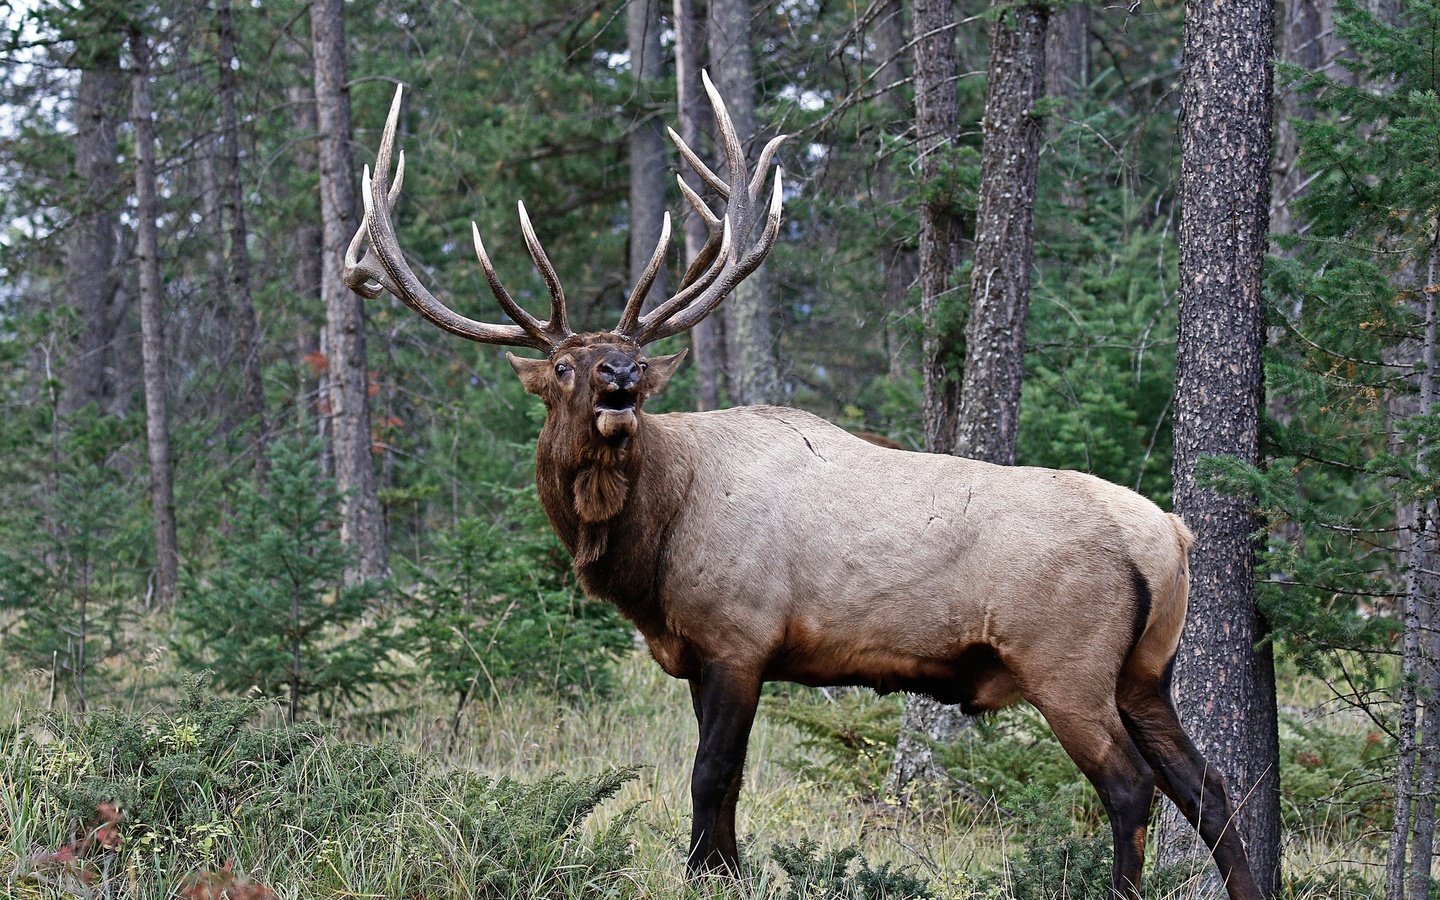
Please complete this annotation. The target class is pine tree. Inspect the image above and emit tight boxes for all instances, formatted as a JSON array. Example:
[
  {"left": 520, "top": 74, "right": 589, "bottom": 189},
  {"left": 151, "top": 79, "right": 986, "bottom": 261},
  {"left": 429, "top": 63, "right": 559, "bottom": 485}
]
[{"left": 174, "top": 438, "right": 392, "bottom": 722}]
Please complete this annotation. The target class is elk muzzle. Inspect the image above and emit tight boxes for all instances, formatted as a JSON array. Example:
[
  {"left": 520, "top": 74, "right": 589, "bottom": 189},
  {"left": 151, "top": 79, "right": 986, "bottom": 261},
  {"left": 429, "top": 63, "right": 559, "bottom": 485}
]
[{"left": 594, "top": 355, "right": 641, "bottom": 440}]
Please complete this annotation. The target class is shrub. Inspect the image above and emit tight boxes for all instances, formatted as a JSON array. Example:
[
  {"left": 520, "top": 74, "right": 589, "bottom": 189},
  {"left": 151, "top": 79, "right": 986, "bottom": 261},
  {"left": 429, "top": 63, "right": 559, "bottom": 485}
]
[
  {"left": 770, "top": 839, "right": 935, "bottom": 900},
  {"left": 2, "top": 676, "right": 642, "bottom": 898}
]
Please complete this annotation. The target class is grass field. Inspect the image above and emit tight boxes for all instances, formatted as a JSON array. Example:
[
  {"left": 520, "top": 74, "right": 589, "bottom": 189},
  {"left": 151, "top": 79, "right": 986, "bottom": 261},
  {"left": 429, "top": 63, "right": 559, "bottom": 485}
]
[{"left": 0, "top": 649, "right": 1391, "bottom": 898}]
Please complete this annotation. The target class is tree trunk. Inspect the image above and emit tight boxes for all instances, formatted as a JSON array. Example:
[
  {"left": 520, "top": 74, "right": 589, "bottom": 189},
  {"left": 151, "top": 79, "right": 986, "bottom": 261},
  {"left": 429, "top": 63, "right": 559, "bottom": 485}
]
[
  {"left": 628, "top": 0, "right": 670, "bottom": 308},
  {"left": 129, "top": 25, "right": 179, "bottom": 609},
  {"left": 310, "top": 0, "right": 386, "bottom": 582},
  {"left": 1044, "top": 2, "right": 1088, "bottom": 102},
  {"left": 708, "top": 0, "right": 780, "bottom": 405},
  {"left": 954, "top": 0, "right": 1047, "bottom": 465},
  {"left": 216, "top": 0, "right": 269, "bottom": 481},
  {"left": 913, "top": 0, "right": 963, "bottom": 455},
  {"left": 1159, "top": 0, "right": 1281, "bottom": 891},
  {"left": 63, "top": 41, "right": 124, "bottom": 417},
  {"left": 675, "top": 0, "right": 724, "bottom": 410}
]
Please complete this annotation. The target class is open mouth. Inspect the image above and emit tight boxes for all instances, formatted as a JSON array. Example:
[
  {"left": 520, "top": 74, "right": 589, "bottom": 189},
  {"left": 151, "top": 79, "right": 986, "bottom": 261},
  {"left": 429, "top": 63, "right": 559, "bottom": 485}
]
[
  {"left": 594, "top": 387, "right": 639, "bottom": 440},
  {"left": 595, "top": 387, "right": 637, "bottom": 414}
]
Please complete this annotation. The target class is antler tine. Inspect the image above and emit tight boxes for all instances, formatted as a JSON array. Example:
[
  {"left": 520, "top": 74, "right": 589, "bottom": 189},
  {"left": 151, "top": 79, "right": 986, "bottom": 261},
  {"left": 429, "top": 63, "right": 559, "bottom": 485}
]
[
  {"left": 470, "top": 222, "right": 553, "bottom": 346},
  {"left": 666, "top": 125, "right": 729, "bottom": 200},
  {"left": 637, "top": 168, "right": 782, "bottom": 345},
  {"left": 622, "top": 76, "right": 786, "bottom": 347},
  {"left": 700, "top": 70, "right": 747, "bottom": 205},
  {"left": 516, "top": 201, "right": 571, "bottom": 341},
  {"left": 343, "top": 84, "right": 553, "bottom": 352},
  {"left": 617, "top": 211, "right": 671, "bottom": 337}
]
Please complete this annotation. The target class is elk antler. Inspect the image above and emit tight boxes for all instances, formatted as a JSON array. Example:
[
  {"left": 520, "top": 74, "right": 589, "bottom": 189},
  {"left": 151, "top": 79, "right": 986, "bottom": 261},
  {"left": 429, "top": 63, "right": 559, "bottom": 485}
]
[
  {"left": 344, "top": 85, "right": 569, "bottom": 352},
  {"left": 344, "top": 76, "right": 784, "bottom": 353},
  {"left": 615, "top": 71, "right": 786, "bottom": 346}
]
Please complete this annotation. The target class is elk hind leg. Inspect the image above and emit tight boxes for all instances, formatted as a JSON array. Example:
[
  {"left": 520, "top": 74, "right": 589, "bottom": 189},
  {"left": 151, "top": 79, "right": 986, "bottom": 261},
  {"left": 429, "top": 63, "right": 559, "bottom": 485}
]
[
  {"left": 1030, "top": 695, "right": 1155, "bottom": 900},
  {"left": 1116, "top": 678, "right": 1264, "bottom": 900}
]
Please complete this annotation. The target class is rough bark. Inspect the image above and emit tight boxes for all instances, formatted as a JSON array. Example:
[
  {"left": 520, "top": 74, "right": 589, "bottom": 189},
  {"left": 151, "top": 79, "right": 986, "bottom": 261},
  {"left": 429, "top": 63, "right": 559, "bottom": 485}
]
[
  {"left": 954, "top": 0, "right": 1048, "bottom": 465},
  {"left": 287, "top": 83, "right": 330, "bottom": 460},
  {"left": 129, "top": 25, "right": 179, "bottom": 609},
  {"left": 912, "top": 0, "right": 963, "bottom": 455},
  {"left": 310, "top": 0, "right": 386, "bottom": 582},
  {"left": 708, "top": 0, "right": 780, "bottom": 405},
  {"left": 1159, "top": 0, "right": 1281, "bottom": 892},
  {"left": 675, "top": 0, "right": 724, "bottom": 410},
  {"left": 63, "top": 42, "right": 124, "bottom": 416},
  {"left": 216, "top": 0, "right": 268, "bottom": 480},
  {"left": 628, "top": 0, "right": 670, "bottom": 308}
]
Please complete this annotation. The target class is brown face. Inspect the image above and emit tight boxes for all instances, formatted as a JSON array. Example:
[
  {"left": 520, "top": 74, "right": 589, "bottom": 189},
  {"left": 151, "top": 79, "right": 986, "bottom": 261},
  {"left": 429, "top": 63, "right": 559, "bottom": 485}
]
[{"left": 508, "top": 336, "right": 686, "bottom": 445}]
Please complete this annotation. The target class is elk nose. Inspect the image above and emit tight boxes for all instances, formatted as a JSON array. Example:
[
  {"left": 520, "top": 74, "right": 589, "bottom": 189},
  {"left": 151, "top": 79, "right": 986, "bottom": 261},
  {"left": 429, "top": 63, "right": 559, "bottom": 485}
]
[{"left": 597, "top": 358, "right": 640, "bottom": 389}]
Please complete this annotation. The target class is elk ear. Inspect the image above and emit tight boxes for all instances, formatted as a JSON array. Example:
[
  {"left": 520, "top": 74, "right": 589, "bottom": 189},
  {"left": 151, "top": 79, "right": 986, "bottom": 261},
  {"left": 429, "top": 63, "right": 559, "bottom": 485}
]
[
  {"left": 642, "top": 349, "right": 687, "bottom": 397},
  {"left": 507, "top": 352, "right": 551, "bottom": 396}
]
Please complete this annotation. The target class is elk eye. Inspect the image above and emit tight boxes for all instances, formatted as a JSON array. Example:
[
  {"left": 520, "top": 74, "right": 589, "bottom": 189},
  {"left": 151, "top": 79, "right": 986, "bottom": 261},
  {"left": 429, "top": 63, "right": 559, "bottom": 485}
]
[{"left": 554, "top": 363, "right": 570, "bottom": 376}]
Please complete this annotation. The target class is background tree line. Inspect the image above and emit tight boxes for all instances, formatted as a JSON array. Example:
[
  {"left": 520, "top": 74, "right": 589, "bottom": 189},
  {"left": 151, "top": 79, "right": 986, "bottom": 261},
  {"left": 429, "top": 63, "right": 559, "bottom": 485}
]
[{"left": 0, "top": 0, "right": 1436, "bottom": 895}]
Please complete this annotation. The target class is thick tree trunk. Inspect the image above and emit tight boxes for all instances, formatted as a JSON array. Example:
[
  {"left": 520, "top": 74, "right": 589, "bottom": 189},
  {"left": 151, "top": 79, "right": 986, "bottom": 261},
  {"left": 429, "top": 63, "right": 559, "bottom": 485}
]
[
  {"left": 674, "top": 0, "right": 724, "bottom": 409},
  {"left": 628, "top": 0, "right": 670, "bottom": 308},
  {"left": 954, "top": 0, "right": 1047, "bottom": 465},
  {"left": 708, "top": 0, "right": 780, "bottom": 405},
  {"left": 216, "top": 0, "right": 268, "bottom": 480},
  {"left": 1159, "top": 0, "right": 1281, "bottom": 892},
  {"left": 310, "top": 0, "right": 386, "bottom": 582},
  {"left": 63, "top": 43, "right": 124, "bottom": 416},
  {"left": 913, "top": 0, "right": 963, "bottom": 455},
  {"left": 129, "top": 26, "right": 179, "bottom": 609}
]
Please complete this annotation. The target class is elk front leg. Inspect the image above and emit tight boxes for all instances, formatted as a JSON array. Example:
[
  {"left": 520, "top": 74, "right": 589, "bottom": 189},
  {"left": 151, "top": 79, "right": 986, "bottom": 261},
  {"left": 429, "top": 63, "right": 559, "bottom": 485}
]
[{"left": 687, "top": 663, "right": 760, "bottom": 875}]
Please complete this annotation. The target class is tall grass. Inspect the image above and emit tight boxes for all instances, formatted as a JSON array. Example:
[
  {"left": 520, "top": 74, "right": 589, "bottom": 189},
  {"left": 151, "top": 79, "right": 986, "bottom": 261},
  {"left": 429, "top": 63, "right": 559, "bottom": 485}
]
[{"left": 1, "top": 652, "right": 1387, "bottom": 898}]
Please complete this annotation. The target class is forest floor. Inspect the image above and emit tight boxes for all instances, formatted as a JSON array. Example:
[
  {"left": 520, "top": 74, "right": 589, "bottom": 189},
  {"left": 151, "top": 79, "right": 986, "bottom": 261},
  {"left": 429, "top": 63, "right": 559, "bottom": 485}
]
[{"left": 0, "top": 649, "right": 1391, "bottom": 898}]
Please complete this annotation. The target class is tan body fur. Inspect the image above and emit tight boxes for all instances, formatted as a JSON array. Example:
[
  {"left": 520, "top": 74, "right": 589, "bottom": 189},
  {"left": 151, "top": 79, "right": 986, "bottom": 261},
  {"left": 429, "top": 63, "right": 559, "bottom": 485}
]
[{"left": 553, "top": 406, "right": 1187, "bottom": 713}]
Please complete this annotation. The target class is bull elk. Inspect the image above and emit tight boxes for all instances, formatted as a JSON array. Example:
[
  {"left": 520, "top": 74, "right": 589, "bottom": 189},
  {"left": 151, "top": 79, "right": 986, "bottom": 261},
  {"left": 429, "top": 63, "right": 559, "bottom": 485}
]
[{"left": 345, "top": 81, "right": 1263, "bottom": 900}]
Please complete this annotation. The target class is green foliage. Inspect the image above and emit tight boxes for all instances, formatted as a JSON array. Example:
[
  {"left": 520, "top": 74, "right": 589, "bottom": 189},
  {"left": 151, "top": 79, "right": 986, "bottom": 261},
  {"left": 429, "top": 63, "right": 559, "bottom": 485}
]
[
  {"left": 399, "top": 491, "right": 632, "bottom": 714},
  {"left": 3, "top": 675, "right": 642, "bottom": 898},
  {"left": 1279, "top": 713, "right": 1392, "bottom": 844},
  {"left": 173, "top": 437, "right": 393, "bottom": 720},
  {"left": 770, "top": 689, "right": 903, "bottom": 798},
  {"left": 0, "top": 410, "right": 145, "bottom": 710},
  {"left": 770, "top": 839, "right": 935, "bottom": 900}
]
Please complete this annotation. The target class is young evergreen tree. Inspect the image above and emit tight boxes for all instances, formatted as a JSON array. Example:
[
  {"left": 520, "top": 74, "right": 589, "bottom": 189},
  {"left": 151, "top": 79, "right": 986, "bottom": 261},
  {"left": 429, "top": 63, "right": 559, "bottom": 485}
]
[
  {"left": 174, "top": 438, "right": 392, "bottom": 722},
  {"left": 1258, "top": 1, "right": 1440, "bottom": 893}
]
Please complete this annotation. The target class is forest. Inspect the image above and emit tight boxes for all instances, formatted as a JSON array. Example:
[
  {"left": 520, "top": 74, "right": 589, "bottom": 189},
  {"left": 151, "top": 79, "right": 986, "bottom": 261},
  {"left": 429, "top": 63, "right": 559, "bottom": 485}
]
[{"left": 0, "top": 0, "right": 1436, "bottom": 896}]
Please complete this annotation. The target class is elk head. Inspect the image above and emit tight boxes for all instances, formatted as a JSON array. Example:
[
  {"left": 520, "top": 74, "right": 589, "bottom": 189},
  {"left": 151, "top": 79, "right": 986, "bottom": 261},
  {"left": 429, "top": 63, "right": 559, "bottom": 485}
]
[{"left": 343, "top": 76, "right": 785, "bottom": 454}]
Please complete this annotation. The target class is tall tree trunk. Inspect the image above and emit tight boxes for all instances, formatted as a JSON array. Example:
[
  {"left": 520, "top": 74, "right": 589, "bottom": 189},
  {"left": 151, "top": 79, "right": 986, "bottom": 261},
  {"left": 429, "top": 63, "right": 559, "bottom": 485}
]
[
  {"left": 287, "top": 83, "right": 331, "bottom": 460},
  {"left": 708, "top": 0, "right": 780, "bottom": 405},
  {"left": 628, "top": 0, "right": 670, "bottom": 307},
  {"left": 954, "top": 0, "right": 1047, "bottom": 465},
  {"left": 63, "top": 41, "right": 124, "bottom": 416},
  {"left": 129, "top": 25, "right": 179, "bottom": 609},
  {"left": 1159, "top": 0, "right": 1281, "bottom": 891},
  {"left": 1044, "top": 2, "right": 1088, "bottom": 102},
  {"left": 675, "top": 0, "right": 724, "bottom": 409},
  {"left": 216, "top": 0, "right": 268, "bottom": 481},
  {"left": 311, "top": 0, "right": 386, "bottom": 582},
  {"left": 913, "top": 0, "right": 963, "bottom": 456}
]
